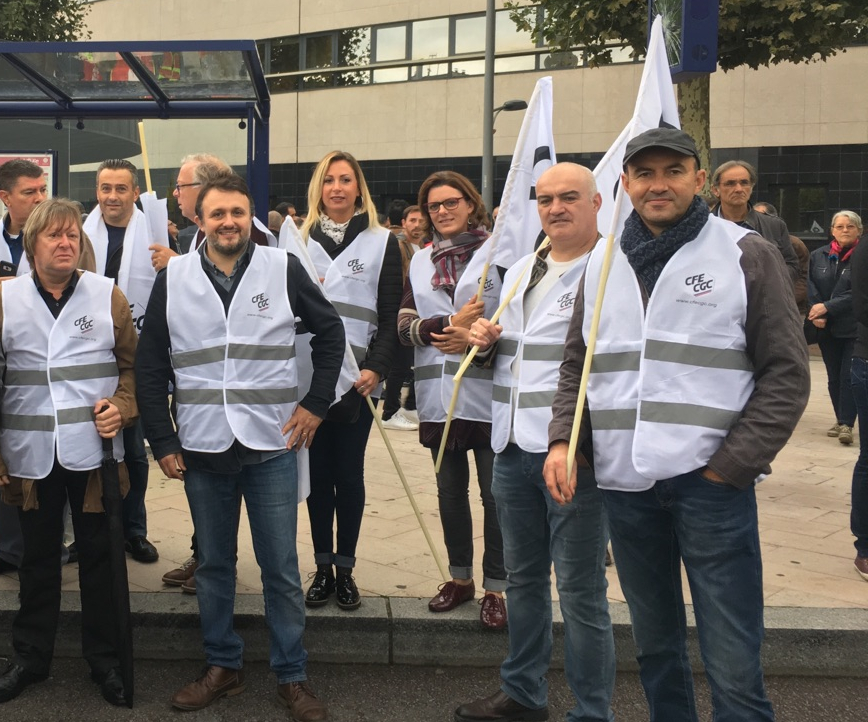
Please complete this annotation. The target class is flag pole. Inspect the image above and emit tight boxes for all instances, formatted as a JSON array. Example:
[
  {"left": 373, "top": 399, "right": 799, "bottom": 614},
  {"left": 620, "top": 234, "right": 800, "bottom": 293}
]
[
  {"left": 435, "top": 236, "right": 551, "bottom": 472},
  {"left": 137, "top": 121, "right": 153, "bottom": 194},
  {"left": 565, "top": 183, "right": 625, "bottom": 483}
]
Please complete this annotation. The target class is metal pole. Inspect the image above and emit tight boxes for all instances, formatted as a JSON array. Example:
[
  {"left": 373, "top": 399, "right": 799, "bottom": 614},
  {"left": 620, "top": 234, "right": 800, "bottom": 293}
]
[{"left": 481, "top": 0, "right": 496, "bottom": 213}]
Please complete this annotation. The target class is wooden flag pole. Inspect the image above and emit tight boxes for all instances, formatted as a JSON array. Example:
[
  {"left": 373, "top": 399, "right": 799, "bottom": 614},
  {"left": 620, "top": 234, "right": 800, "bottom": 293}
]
[{"left": 137, "top": 121, "right": 153, "bottom": 194}]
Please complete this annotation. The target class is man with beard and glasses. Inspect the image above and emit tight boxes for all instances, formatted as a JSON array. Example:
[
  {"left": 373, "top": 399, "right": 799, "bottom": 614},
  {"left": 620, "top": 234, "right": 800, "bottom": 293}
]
[{"left": 135, "top": 174, "right": 344, "bottom": 720}]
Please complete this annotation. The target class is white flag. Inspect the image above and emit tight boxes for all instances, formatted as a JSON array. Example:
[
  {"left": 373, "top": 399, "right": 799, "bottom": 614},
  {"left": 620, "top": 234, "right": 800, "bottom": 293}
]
[
  {"left": 487, "top": 76, "right": 556, "bottom": 270},
  {"left": 593, "top": 15, "right": 680, "bottom": 236}
]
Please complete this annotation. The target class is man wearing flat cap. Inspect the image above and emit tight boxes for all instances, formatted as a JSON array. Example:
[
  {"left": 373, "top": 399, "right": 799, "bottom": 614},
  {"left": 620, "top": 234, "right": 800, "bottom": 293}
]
[{"left": 545, "top": 128, "right": 810, "bottom": 722}]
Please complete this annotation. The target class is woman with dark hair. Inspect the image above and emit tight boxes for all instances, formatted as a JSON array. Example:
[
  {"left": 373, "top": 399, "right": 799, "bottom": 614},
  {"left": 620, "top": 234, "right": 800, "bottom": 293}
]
[
  {"left": 808, "top": 210, "right": 862, "bottom": 445},
  {"left": 301, "top": 151, "right": 402, "bottom": 610},
  {"left": 397, "top": 171, "right": 507, "bottom": 629}
]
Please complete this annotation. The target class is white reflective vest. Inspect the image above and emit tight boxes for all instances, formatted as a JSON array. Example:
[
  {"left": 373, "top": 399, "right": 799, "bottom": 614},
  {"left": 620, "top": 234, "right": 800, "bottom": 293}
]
[
  {"left": 583, "top": 216, "right": 755, "bottom": 490},
  {"left": 0, "top": 272, "right": 123, "bottom": 478},
  {"left": 408, "top": 242, "right": 501, "bottom": 424},
  {"left": 318, "top": 226, "right": 388, "bottom": 394},
  {"left": 491, "top": 253, "right": 588, "bottom": 453},
  {"left": 166, "top": 247, "right": 298, "bottom": 452}
]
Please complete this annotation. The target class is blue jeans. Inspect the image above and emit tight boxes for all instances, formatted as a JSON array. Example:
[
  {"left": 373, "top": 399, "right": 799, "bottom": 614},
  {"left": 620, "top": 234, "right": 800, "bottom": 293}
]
[
  {"left": 122, "top": 420, "right": 150, "bottom": 539},
  {"left": 184, "top": 452, "right": 308, "bottom": 683},
  {"left": 850, "top": 356, "right": 868, "bottom": 557},
  {"left": 492, "top": 445, "right": 614, "bottom": 721},
  {"left": 603, "top": 471, "right": 773, "bottom": 722}
]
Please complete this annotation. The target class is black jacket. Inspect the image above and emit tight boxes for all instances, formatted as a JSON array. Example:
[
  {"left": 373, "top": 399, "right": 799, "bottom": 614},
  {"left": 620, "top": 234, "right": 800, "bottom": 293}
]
[
  {"left": 808, "top": 243, "right": 855, "bottom": 338},
  {"left": 851, "top": 241, "right": 868, "bottom": 358}
]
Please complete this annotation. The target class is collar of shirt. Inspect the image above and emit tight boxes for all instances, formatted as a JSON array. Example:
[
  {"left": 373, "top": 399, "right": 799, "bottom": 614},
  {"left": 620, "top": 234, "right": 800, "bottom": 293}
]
[
  {"left": 199, "top": 239, "right": 254, "bottom": 292},
  {"left": 33, "top": 269, "right": 80, "bottom": 317}
]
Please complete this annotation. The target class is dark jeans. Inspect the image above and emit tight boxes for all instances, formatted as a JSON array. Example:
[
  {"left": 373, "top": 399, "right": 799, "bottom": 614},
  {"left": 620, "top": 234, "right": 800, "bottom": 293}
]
[
  {"left": 850, "top": 356, "right": 868, "bottom": 557},
  {"left": 431, "top": 446, "right": 506, "bottom": 591},
  {"left": 307, "top": 399, "right": 376, "bottom": 568},
  {"left": 13, "top": 460, "right": 119, "bottom": 677},
  {"left": 818, "top": 336, "right": 856, "bottom": 426},
  {"left": 603, "top": 472, "right": 773, "bottom": 722},
  {"left": 122, "top": 420, "right": 150, "bottom": 539},
  {"left": 382, "top": 345, "right": 416, "bottom": 420}
]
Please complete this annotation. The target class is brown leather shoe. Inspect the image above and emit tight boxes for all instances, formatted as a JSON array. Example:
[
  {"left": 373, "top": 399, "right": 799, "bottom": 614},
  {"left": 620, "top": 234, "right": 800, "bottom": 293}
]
[
  {"left": 162, "top": 556, "right": 198, "bottom": 586},
  {"left": 171, "top": 665, "right": 245, "bottom": 710},
  {"left": 428, "top": 580, "right": 475, "bottom": 612},
  {"left": 181, "top": 575, "right": 197, "bottom": 594},
  {"left": 277, "top": 680, "right": 328, "bottom": 721},
  {"left": 455, "top": 689, "right": 548, "bottom": 721},
  {"left": 479, "top": 593, "right": 507, "bottom": 630}
]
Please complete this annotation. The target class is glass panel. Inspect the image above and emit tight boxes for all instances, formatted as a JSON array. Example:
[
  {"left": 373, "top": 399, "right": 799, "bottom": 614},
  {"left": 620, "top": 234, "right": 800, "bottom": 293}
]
[
  {"left": 607, "top": 45, "right": 638, "bottom": 64},
  {"left": 306, "top": 34, "right": 334, "bottom": 70},
  {"left": 410, "top": 62, "right": 449, "bottom": 80},
  {"left": 495, "top": 55, "right": 537, "bottom": 73},
  {"left": 541, "top": 51, "right": 581, "bottom": 70},
  {"left": 271, "top": 37, "right": 300, "bottom": 75},
  {"left": 339, "top": 27, "right": 370, "bottom": 67},
  {"left": 0, "top": 56, "right": 45, "bottom": 99},
  {"left": 373, "top": 67, "right": 408, "bottom": 83},
  {"left": 411, "top": 18, "right": 449, "bottom": 60},
  {"left": 771, "top": 184, "right": 828, "bottom": 236},
  {"left": 374, "top": 25, "right": 407, "bottom": 62},
  {"left": 455, "top": 15, "right": 486, "bottom": 55},
  {"left": 496, "top": 10, "right": 535, "bottom": 52},
  {"left": 10, "top": 52, "right": 153, "bottom": 100},
  {"left": 159, "top": 51, "right": 253, "bottom": 99},
  {"left": 268, "top": 74, "right": 299, "bottom": 93},
  {"left": 336, "top": 69, "right": 370, "bottom": 86},
  {"left": 451, "top": 60, "right": 484, "bottom": 77}
]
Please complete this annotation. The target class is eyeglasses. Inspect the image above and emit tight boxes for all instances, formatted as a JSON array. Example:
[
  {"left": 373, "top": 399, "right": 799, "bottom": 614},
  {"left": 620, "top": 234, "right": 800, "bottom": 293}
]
[
  {"left": 425, "top": 197, "right": 465, "bottom": 214},
  {"left": 174, "top": 182, "right": 201, "bottom": 192},
  {"left": 832, "top": 224, "right": 858, "bottom": 231},
  {"left": 720, "top": 179, "right": 753, "bottom": 188}
]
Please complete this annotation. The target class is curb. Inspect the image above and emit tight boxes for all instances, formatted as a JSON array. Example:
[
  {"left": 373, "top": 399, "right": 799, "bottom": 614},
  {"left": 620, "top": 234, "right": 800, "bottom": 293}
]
[{"left": 1, "top": 591, "right": 866, "bottom": 677}]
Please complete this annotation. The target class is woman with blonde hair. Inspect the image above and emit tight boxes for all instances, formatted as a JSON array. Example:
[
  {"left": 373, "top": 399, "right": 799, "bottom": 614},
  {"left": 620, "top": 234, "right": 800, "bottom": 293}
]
[
  {"left": 397, "top": 170, "right": 507, "bottom": 629},
  {"left": 301, "top": 151, "right": 402, "bottom": 610}
]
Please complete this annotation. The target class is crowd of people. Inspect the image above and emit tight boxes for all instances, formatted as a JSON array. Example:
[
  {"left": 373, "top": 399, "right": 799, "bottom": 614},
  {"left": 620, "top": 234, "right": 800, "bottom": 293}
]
[{"left": 0, "top": 127, "right": 863, "bottom": 721}]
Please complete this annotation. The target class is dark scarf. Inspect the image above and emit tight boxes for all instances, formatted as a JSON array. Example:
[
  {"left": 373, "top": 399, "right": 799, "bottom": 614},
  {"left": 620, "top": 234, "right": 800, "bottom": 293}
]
[
  {"left": 429, "top": 228, "right": 487, "bottom": 293},
  {"left": 620, "top": 195, "right": 710, "bottom": 295},
  {"left": 830, "top": 238, "right": 858, "bottom": 264}
]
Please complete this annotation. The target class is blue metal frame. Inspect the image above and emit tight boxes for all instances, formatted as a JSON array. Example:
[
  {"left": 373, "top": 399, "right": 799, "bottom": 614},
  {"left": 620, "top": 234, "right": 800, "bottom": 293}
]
[{"left": 0, "top": 40, "right": 271, "bottom": 222}]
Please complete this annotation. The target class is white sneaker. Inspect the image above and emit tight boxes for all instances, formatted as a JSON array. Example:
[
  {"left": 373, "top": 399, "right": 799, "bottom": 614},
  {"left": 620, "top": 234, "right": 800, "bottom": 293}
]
[
  {"left": 402, "top": 409, "right": 419, "bottom": 424},
  {"left": 382, "top": 410, "right": 418, "bottom": 430}
]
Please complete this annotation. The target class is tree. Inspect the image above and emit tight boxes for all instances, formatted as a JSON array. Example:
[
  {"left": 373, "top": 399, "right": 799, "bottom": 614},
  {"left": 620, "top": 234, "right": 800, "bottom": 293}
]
[
  {"left": 507, "top": 0, "right": 868, "bottom": 171},
  {"left": 4, "top": 0, "right": 91, "bottom": 42}
]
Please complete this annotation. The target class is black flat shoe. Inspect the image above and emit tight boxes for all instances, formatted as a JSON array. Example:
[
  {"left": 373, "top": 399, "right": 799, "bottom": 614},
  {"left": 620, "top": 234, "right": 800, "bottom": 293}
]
[
  {"left": 125, "top": 536, "right": 159, "bottom": 563},
  {"left": 0, "top": 662, "right": 48, "bottom": 703},
  {"left": 91, "top": 667, "right": 126, "bottom": 707},
  {"left": 335, "top": 568, "right": 361, "bottom": 610},
  {"left": 305, "top": 565, "right": 335, "bottom": 607}
]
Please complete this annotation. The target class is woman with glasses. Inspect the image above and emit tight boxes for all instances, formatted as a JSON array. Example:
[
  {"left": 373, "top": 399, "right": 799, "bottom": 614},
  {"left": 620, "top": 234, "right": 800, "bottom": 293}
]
[
  {"left": 300, "top": 151, "right": 402, "bottom": 610},
  {"left": 808, "top": 210, "right": 862, "bottom": 445},
  {"left": 397, "top": 171, "right": 507, "bottom": 629}
]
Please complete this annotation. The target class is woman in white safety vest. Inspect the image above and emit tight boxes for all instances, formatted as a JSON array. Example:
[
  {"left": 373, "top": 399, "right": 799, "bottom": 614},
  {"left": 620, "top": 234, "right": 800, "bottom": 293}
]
[
  {"left": 300, "top": 151, "right": 402, "bottom": 611},
  {"left": 397, "top": 171, "right": 507, "bottom": 630},
  {"left": 0, "top": 199, "right": 138, "bottom": 706}
]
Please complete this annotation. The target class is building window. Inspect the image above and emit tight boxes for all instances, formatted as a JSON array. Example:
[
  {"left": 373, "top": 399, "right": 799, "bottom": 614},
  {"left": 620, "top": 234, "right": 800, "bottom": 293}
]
[
  {"left": 769, "top": 184, "right": 828, "bottom": 237},
  {"left": 373, "top": 25, "right": 407, "bottom": 62}
]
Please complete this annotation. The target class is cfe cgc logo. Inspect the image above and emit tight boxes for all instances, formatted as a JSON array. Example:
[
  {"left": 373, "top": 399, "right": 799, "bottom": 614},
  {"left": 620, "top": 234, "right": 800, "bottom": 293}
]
[
  {"left": 252, "top": 292, "right": 270, "bottom": 311},
  {"left": 347, "top": 258, "right": 365, "bottom": 274},
  {"left": 477, "top": 275, "right": 495, "bottom": 293},
  {"left": 685, "top": 273, "right": 714, "bottom": 297},
  {"left": 74, "top": 314, "right": 94, "bottom": 333},
  {"left": 557, "top": 291, "right": 576, "bottom": 311}
]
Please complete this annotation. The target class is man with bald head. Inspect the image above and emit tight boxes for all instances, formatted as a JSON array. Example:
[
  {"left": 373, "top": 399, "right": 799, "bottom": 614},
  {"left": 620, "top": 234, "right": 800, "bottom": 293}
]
[{"left": 456, "top": 163, "right": 615, "bottom": 722}]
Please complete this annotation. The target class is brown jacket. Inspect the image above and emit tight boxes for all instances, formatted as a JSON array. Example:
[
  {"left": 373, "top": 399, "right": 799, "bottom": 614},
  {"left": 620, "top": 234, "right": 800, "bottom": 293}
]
[{"left": 0, "top": 274, "right": 138, "bottom": 511}]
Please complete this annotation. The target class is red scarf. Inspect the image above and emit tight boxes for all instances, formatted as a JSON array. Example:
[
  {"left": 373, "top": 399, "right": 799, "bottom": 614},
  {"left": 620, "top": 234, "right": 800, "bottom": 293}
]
[{"left": 830, "top": 238, "right": 858, "bottom": 263}]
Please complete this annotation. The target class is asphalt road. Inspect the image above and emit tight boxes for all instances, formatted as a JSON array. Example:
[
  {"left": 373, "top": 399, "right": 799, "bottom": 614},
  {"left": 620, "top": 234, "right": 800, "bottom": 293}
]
[{"left": 0, "top": 659, "right": 863, "bottom": 721}]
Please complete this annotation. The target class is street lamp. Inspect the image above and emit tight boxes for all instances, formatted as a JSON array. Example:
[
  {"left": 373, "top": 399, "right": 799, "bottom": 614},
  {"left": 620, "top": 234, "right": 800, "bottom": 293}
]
[
  {"left": 481, "top": 98, "right": 528, "bottom": 213},
  {"left": 492, "top": 99, "right": 528, "bottom": 124}
]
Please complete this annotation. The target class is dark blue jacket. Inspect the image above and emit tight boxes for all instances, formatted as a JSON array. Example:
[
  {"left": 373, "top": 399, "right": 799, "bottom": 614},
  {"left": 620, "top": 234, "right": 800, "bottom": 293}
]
[{"left": 808, "top": 243, "right": 855, "bottom": 338}]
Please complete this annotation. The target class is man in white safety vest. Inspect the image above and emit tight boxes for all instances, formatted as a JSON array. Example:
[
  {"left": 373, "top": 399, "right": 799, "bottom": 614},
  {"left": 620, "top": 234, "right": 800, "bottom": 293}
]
[
  {"left": 546, "top": 128, "right": 810, "bottom": 722},
  {"left": 135, "top": 174, "right": 344, "bottom": 720},
  {"left": 456, "top": 163, "right": 615, "bottom": 722}
]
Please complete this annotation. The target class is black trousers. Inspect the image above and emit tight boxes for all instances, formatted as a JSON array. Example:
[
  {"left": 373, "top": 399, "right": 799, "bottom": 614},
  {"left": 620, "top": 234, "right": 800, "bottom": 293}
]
[
  {"left": 382, "top": 345, "right": 416, "bottom": 420},
  {"left": 12, "top": 460, "right": 119, "bottom": 676}
]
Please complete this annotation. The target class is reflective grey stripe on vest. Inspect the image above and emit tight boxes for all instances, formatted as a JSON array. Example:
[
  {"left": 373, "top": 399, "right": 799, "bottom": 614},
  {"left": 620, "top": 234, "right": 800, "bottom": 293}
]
[
  {"left": 49, "top": 362, "right": 119, "bottom": 382},
  {"left": 171, "top": 346, "right": 225, "bottom": 369},
  {"left": 331, "top": 301, "right": 378, "bottom": 325},
  {"left": 3, "top": 369, "right": 48, "bottom": 386},
  {"left": 591, "top": 352, "right": 641, "bottom": 374},
  {"left": 640, "top": 401, "right": 741, "bottom": 430},
  {"left": 175, "top": 387, "right": 299, "bottom": 405},
  {"left": 443, "top": 360, "right": 494, "bottom": 380},
  {"left": 492, "top": 384, "right": 511, "bottom": 404},
  {"left": 522, "top": 344, "right": 565, "bottom": 362},
  {"left": 1, "top": 413, "right": 55, "bottom": 431},
  {"left": 227, "top": 343, "right": 296, "bottom": 361},
  {"left": 414, "top": 364, "right": 442, "bottom": 381},
  {"left": 57, "top": 406, "right": 98, "bottom": 425},
  {"left": 517, "top": 390, "right": 555, "bottom": 409},
  {"left": 644, "top": 340, "right": 752, "bottom": 371},
  {"left": 498, "top": 338, "right": 519, "bottom": 357},
  {"left": 589, "top": 409, "right": 637, "bottom": 430},
  {"left": 350, "top": 344, "right": 367, "bottom": 363}
]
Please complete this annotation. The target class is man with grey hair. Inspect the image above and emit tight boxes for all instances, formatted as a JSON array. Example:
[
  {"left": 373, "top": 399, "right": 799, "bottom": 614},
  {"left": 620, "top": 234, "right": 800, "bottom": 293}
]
[
  {"left": 711, "top": 160, "right": 800, "bottom": 283},
  {"left": 456, "top": 163, "right": 615, "bottom": 722}
]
